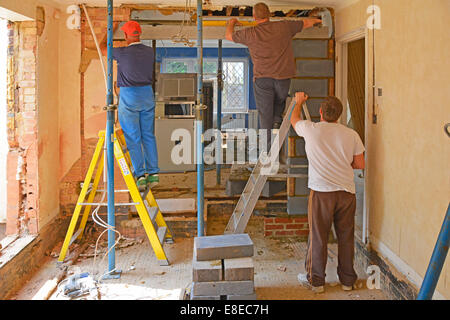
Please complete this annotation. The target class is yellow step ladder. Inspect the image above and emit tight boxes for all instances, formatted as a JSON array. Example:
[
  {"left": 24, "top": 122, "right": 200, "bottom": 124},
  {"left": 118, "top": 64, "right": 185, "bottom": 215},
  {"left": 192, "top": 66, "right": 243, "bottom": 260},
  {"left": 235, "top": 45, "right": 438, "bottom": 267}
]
[{"left": 58, "top": 128, "right": 173, "bottom": 266}]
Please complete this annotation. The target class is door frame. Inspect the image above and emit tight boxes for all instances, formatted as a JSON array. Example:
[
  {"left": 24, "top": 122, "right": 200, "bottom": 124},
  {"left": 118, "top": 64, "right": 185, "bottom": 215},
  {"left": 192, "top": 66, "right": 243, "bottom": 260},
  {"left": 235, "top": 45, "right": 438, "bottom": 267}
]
[{"left": 336, "top": 26, "right": 370, "bottom": 244}]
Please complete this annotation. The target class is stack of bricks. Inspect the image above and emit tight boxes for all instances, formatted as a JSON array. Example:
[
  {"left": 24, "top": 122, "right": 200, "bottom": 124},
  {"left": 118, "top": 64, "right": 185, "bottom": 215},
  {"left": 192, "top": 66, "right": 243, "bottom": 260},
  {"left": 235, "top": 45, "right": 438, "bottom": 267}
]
[{"left": 190, "top": 234, "right": 256, "bottom": 300}]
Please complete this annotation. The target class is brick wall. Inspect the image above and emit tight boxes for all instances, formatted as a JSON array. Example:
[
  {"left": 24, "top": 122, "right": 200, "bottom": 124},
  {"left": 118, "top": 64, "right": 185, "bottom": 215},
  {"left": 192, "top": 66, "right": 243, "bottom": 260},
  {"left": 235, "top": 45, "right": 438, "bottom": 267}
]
[
  {"left": 264, "top": 216, "right": 309, "bottom": 240},
  {"left": 5, "top": 21, "right": 39, "bottom": 235}
]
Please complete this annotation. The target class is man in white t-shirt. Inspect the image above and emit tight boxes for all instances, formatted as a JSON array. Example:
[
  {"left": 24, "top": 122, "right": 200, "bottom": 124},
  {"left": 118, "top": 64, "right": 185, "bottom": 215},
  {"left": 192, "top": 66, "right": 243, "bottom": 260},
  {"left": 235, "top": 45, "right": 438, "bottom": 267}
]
[{"left": 290, "top": 92, "right": 365, "bottom": 293}]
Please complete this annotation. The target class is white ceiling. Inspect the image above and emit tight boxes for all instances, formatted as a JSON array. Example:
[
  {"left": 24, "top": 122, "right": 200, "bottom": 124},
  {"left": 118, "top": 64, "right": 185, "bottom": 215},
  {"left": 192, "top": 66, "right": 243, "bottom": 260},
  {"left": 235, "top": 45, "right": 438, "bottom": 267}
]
[{"left": 51, "top": 0, "right": 347, "bottom": 10}]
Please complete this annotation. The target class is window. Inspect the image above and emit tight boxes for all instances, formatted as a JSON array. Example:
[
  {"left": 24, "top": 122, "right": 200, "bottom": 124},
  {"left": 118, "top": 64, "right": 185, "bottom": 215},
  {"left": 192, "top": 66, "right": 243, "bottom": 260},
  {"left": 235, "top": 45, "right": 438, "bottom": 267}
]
[{"left": 162, "top": 57, "right": 249, "bottom": 113}]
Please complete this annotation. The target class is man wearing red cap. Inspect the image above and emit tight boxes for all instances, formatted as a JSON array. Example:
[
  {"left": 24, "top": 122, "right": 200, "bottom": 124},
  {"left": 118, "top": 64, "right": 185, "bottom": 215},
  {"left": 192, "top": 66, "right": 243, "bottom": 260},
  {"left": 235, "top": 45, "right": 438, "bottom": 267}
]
[{"left": 101, "top": 21, "right": 159, "bottom": 191}]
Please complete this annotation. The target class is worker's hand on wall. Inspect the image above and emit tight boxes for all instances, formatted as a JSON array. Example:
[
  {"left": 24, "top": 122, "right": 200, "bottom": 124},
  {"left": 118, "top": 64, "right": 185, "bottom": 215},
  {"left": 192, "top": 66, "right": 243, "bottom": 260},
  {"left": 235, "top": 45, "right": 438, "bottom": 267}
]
[{"left": 295, "top": 92, "right": 308, "bottom": 105}]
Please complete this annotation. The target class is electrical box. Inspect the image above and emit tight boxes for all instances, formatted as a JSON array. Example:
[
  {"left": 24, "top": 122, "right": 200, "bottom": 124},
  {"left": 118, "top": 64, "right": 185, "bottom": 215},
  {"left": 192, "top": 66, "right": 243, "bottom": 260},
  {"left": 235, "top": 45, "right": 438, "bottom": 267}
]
[{"left": 157, "top": 73, "right": 197, "bottom": 103}]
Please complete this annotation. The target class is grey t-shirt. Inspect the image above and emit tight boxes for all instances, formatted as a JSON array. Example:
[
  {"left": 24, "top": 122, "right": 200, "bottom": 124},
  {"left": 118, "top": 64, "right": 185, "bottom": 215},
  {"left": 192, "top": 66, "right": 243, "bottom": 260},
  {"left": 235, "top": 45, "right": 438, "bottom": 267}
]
[{"left": 232, "top": 20, "right": 303, "bottom": 80}]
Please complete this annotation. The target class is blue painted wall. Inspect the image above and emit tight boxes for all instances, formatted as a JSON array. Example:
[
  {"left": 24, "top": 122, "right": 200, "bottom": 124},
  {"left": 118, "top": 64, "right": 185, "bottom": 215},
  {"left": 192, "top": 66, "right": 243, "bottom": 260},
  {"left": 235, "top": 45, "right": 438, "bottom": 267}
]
[{"left": 155, "top": 47, "right": 256, "bottom": 110}]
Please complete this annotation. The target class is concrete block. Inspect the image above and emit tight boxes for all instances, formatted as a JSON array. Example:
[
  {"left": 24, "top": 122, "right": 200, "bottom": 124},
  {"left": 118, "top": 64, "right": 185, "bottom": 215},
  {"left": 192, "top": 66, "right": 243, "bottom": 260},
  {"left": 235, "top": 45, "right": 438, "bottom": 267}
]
[
  {"left": 194, "top": 234, "right": 254, "bottom": 261},
  {"left": 192, "top": 257, "right": 222, "bottom": 282},
  {"left": 287, "top": 157, "right": 308, "bottom": 166},
  {"left": 190, "top": 294, "right": 221, "bottom": 300},
  {"left": 290, "top": 79, "right": 328, "bottom": 97},
  {"left": 287, "top": 196, "right": 309, "bottom": 215},
  {"left": 294, "top": 177, "right": 309, "bottom": 196},
  {"left": 293, "top": 40, "right": 328, "bottom": 58},
  {"left": 224, "top": 257, "right": 254, "bottom": 281},
  {"left": 192, "top": 280, "right": 254, "bottom": 296},
  {"left": 305, "top": 99, "right": 324, "bottom": 118},
  {"left": 288, "top": 166, "right": 308, "bottom": 175},
  {"left": 226, "top": 179, "right": 286, "bottom": 198},
  {"left": 227, "top": 292, "right": 257, "bottom": 300},
  {"left": 295, "top": 138, "right": 306, "bottom": 156},
  {"left": 296, "top": 60, "right": 334, "bottom": 78}
]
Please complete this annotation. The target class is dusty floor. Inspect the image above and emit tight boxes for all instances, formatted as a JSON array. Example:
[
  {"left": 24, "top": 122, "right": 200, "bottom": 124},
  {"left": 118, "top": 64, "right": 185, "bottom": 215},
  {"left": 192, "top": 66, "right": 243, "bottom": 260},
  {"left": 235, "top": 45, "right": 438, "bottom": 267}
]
[
  {"left": 13, "top": 216, "right": 385, "bottom": 300},
  {"left": 12, "top": 167, "right": 385, "bottom": 300}
]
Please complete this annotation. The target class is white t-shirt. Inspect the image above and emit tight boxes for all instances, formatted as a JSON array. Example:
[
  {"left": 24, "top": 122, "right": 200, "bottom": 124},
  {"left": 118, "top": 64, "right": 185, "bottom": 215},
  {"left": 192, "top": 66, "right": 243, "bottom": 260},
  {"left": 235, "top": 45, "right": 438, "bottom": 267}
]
[{"left": 294, "top": 120, "right": 365, "bottom": 194}]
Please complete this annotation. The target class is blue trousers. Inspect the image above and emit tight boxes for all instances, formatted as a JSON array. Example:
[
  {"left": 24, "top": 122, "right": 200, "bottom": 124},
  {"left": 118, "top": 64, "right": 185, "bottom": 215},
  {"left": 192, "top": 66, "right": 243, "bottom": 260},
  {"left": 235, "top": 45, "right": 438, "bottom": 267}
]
[{"left": 118, "top": 85, "right": 159, "bottom": 177}]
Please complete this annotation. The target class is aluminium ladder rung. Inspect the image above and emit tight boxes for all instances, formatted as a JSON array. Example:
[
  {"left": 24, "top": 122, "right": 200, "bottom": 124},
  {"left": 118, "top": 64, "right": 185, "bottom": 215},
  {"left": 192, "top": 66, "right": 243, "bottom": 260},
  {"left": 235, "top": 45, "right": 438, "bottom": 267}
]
[
  {"left": 147, "top": 206, "right": 158, "bottom": 223},
  {"left": 157, "top": 226, "right": 168, "bottom": 244},
  {"left": 225, "top": 100, "right": 308, "bottom": 234}
]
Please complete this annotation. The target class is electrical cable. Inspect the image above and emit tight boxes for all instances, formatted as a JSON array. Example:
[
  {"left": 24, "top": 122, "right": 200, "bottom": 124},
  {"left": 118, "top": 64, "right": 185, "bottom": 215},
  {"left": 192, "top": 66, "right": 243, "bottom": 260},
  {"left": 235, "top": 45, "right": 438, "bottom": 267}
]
[
  {"left": 80, "top": 4, "right": 122, "bottom": 281},
  {"left": 81, "top": 4, "right": 107, "bottom": 90},
  {"left": 171, "top": 0, "right": 195, "bottom": 47}
]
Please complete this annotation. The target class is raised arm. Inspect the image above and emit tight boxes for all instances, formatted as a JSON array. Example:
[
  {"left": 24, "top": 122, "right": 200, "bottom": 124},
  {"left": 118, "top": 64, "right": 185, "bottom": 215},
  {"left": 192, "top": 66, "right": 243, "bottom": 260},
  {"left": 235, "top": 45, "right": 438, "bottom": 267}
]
[
  {"left": 99, "top": 22, "right": 120, "bottom": 56},
  {"left": 290, "top": 92, "right": 308, "bottom": 127},
  {"left": 226, "top": 18, "right": 242, "bottom": 42},
  {"left": 302, "top": 18, "right": 322, "bottom": 29}
]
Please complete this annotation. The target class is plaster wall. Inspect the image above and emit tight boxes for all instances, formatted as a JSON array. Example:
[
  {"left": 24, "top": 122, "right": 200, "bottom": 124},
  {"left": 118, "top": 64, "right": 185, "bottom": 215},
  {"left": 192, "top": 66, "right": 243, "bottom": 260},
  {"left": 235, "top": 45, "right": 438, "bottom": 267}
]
[
  {"left": 58, "top": 11, "right": 81, "bottom": 180},
  {"left": 37, "top": 3, "right": 60, "bottom": 228},
  {"left": 336, "top": 0, "right": 450, "bottom": 298}
]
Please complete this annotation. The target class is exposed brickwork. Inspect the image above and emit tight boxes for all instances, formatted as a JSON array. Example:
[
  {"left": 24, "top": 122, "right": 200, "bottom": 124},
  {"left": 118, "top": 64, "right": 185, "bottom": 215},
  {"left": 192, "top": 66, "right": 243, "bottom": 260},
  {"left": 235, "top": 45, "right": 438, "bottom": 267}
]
[
  {"left": 5, "top": 21, "right": 39, "bottom": 235},
  {"left": 82, "top": 7, "right": 130, "bottom": 50},
  {"left": 264, "top": 216, "right": 309, "bottom": 239}
]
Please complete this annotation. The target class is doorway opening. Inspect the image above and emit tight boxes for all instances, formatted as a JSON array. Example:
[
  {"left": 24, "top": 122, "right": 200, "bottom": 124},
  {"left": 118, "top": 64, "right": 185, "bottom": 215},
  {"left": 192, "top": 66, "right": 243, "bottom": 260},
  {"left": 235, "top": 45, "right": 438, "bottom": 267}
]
[{"left": 336, "top": 28, "right": 369, "bottom": 243}]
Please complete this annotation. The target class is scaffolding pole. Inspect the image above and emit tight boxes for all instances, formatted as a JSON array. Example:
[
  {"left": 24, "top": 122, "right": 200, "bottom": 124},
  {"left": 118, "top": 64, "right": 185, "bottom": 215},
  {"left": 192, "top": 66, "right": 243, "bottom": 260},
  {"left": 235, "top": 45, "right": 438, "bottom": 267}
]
[
  {"left": 104, "top": 0, "right": 120, "bottom": 279},
  {"left": 196, "top": 0, "right": 205, "bottom": 237},
  {"left": 216, "top": 39, "right": 223, "bottom": 185}
]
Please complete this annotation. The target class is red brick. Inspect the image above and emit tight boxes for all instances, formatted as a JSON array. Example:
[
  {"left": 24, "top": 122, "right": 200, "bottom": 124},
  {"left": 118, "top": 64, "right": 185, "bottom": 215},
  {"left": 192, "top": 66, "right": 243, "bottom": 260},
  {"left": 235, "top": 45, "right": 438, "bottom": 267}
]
[
  {"left": 295, "top": 230, "right": 309, "bottom": 236},
  {"left": 264, "top": 218, "right": 274, "bottom": 223},
  {"left": 264, "top": 231, "right": 273, "bottom": 237},
  {"left": 265, "top": 224, "right": 283, "bottom": 230},
  {"left": 285, "top": 223, "right": 303, "bottom": 230},
  {"left": 293, "top": 217, "right": 308, "bottom": 223},
  {"left": 275, "top": 230, "right": 294, "bottom": 236},
  {"left": 274, "top": 218, "right": 291, "bottom": 223}
]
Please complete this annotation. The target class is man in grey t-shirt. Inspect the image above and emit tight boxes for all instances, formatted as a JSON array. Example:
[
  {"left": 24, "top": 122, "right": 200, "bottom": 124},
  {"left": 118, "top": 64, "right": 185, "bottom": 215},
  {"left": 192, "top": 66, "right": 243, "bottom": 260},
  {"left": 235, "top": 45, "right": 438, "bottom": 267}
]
[
  {"left": 226, "top": 2, "right": 321, "bottom": 132},
  {"left": 290, "top": 92, "right": 365, "bottom": 293}
]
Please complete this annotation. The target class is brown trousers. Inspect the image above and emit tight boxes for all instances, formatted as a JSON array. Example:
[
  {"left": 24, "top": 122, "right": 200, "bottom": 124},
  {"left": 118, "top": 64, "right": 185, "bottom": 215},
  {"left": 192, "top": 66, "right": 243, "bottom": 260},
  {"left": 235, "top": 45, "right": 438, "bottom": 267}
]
[{"left": 305, "top": 190, "right": 358, "bottom": 287}]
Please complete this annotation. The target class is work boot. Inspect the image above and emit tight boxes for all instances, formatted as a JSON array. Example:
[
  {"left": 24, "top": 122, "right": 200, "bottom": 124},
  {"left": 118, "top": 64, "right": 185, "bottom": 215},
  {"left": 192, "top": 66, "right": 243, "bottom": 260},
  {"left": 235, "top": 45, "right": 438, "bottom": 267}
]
[
  {"left": 137, "top": 175, "right": 147, "bottom": 192},
  {"left": 297, "top": 273, "right": 325, "bottom": 293},
  {"left": 147, "top": 174, "right": 159, "bottom": 188},
  {"left": 341, "top": 284, "right": 356, "bottom": 291}
]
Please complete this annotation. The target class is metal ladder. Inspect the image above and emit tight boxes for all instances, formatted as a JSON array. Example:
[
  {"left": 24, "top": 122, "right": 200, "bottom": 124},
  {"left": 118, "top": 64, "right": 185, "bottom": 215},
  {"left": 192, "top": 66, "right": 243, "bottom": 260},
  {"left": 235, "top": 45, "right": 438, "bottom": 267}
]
[
  {"left": 224, "top": 99, "right": 311, "bottom": 234},
  {"left": 58, "top": 129, "right": 173, "bottom": 266}
]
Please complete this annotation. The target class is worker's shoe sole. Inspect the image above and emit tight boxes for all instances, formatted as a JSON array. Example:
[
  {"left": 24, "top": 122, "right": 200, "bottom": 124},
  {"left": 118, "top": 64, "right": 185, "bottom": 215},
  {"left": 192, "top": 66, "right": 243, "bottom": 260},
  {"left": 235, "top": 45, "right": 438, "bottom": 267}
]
[
  {"left": 297, "top": 273, "right": 325, "bottom": 293},
  {"left": 147, "top": 174, "right": 159, "bottom": 188},
  {"left": 137, "top": 176, "right": 147, "bottom": 192}
]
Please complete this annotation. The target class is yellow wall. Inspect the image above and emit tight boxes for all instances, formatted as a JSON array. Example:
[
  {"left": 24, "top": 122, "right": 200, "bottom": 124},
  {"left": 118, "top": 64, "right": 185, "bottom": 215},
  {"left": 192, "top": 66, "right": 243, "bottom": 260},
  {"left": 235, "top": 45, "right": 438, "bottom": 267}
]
[
  {"left": 336, "top": 0, "right": 450, "bottom": 298},
  {"left": 58, "top": 11, "right": 81, "bottom": 180},
  {"left": 36, "top": 3, "right": 81, "bottom": 227},
  {"left": 37, "top": 3, "right": 60, "bottom": 228}
]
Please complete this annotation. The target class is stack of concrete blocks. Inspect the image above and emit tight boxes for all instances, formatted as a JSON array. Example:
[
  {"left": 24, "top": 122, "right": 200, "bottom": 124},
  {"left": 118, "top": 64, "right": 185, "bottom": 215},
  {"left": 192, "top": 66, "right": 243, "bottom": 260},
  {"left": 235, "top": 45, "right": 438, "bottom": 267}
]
[
  {"left": 190, "top": 234, "right": 256, "bottom": 300},
  {"left": 288, "top": 39, "right": 334, "bottom": 215}
]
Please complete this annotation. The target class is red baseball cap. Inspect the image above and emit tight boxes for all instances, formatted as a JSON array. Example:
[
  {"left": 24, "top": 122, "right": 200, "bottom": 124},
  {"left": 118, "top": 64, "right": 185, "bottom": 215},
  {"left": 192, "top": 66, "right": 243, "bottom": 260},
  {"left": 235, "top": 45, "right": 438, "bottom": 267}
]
[{"left": 121, "top": 21, "right": 142, "bottom": 36}]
